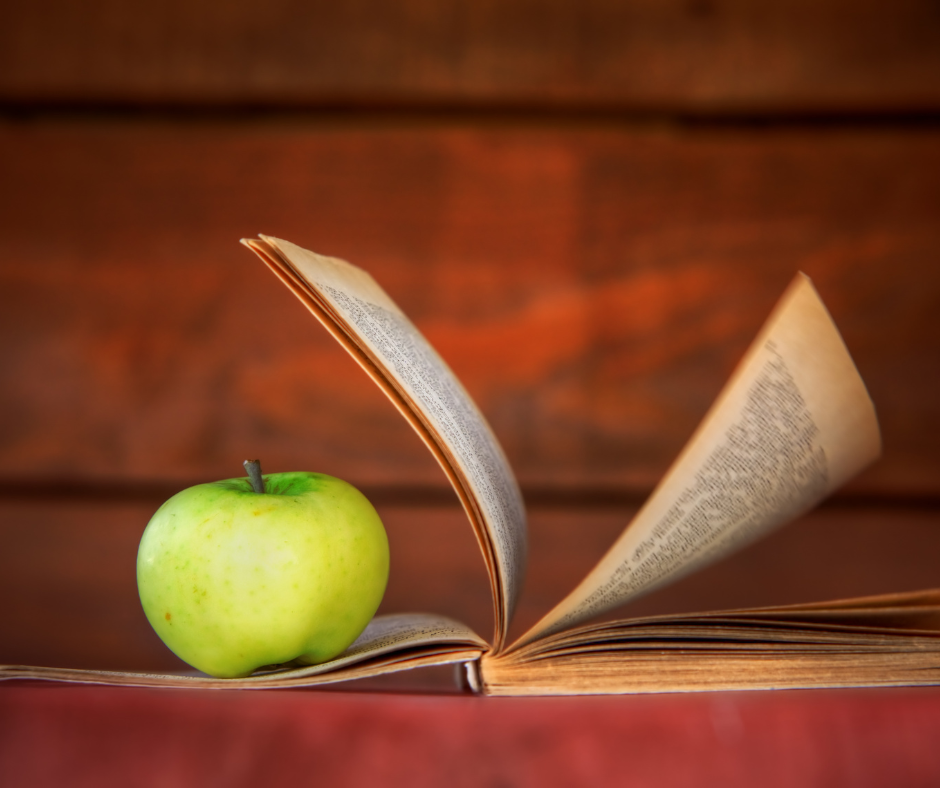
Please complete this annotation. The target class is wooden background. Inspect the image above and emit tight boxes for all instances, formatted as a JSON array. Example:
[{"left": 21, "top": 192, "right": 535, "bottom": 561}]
[{"left": 1, "top": 0, "right": 939, "bottom": 676}]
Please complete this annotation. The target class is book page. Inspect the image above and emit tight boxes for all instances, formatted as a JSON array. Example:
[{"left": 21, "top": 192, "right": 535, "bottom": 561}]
[
  {"left": 242, "top": 237, "right": 527, "bottom": 650},
  {"left": 481, "top": 646, "right": 940, "bottom": 696},
  {"left": 514, "top": 274, "right": 881, "bottom": 648},
  {"left": 483, "top": 589, "right": 940, "bottom": 695},
  {"left": 0, "top": 613, "right": 487, "bottom": 689},
  {"left": 505, "top": 589, "right": 940, "bottom": 660}
]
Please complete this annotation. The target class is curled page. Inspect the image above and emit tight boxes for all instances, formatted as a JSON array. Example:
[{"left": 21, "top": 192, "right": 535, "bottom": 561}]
[
  {"left": 242, "top": 237, "right": 527, "bottom": 650},
  {"left": 0, "top": 613, "right": 488, "bottom": 689},
  {"left": 515, "top": 274, "right": 881, "bottom": 647}
]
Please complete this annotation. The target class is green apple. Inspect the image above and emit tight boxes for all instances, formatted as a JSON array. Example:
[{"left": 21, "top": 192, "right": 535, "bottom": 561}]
[{"left": 137, "top": 463, "right": 389, "bottom": 678}]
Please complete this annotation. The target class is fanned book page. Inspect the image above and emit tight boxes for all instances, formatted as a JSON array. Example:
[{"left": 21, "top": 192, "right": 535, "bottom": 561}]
[
  {"left": 512, "top": 274, "right": 882, "bottom": 647},
  {"left": 243, "top": 237, "right": 527, "bottom": 650}
]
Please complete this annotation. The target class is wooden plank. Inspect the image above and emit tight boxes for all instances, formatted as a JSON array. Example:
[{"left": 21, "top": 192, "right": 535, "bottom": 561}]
[
  {"left": 1, "top": 121, "right": 938, "bottom": 495},
  {"left": 2, "top": 499, "right": 938, "bottom": 673},
  {"left": 4, "top": 685, "right": 940, "bottom": 786},
  {"left": 1, "top": 1, "right": 940, "bottom": 112}
]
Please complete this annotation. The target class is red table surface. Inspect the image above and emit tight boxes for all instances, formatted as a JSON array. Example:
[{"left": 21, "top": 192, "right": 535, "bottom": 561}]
[{"left": 2, "top": 683, "right": 939, "bottom": 787}]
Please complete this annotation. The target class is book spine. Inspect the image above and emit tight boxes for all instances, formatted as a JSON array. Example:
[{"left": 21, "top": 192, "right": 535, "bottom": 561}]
[{"left": 456, "top": 659, "right": 484, "bottom": 695}]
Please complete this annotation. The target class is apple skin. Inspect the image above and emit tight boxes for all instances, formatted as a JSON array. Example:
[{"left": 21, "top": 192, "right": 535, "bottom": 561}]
[{"left": 137, "top": 471, "right": 389, "bottom": 678}]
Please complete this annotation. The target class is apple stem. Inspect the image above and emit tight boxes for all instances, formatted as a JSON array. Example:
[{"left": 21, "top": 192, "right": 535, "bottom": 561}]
[{"left": 243, "top": 459, "right": 266, "bottom": 494}]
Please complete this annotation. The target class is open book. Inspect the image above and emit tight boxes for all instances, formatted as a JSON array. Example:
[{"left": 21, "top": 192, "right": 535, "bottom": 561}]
[{"left": 4, "top": 237, "right": 939, "bottom": 695}]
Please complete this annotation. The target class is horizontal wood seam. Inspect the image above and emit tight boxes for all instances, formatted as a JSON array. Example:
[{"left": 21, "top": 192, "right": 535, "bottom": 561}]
[
  {"left": 0, "top": 481, "right": 937, "bottom": 511},
  {"left": 4, "top": 102, "right": 940, "bottom": 129}
]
